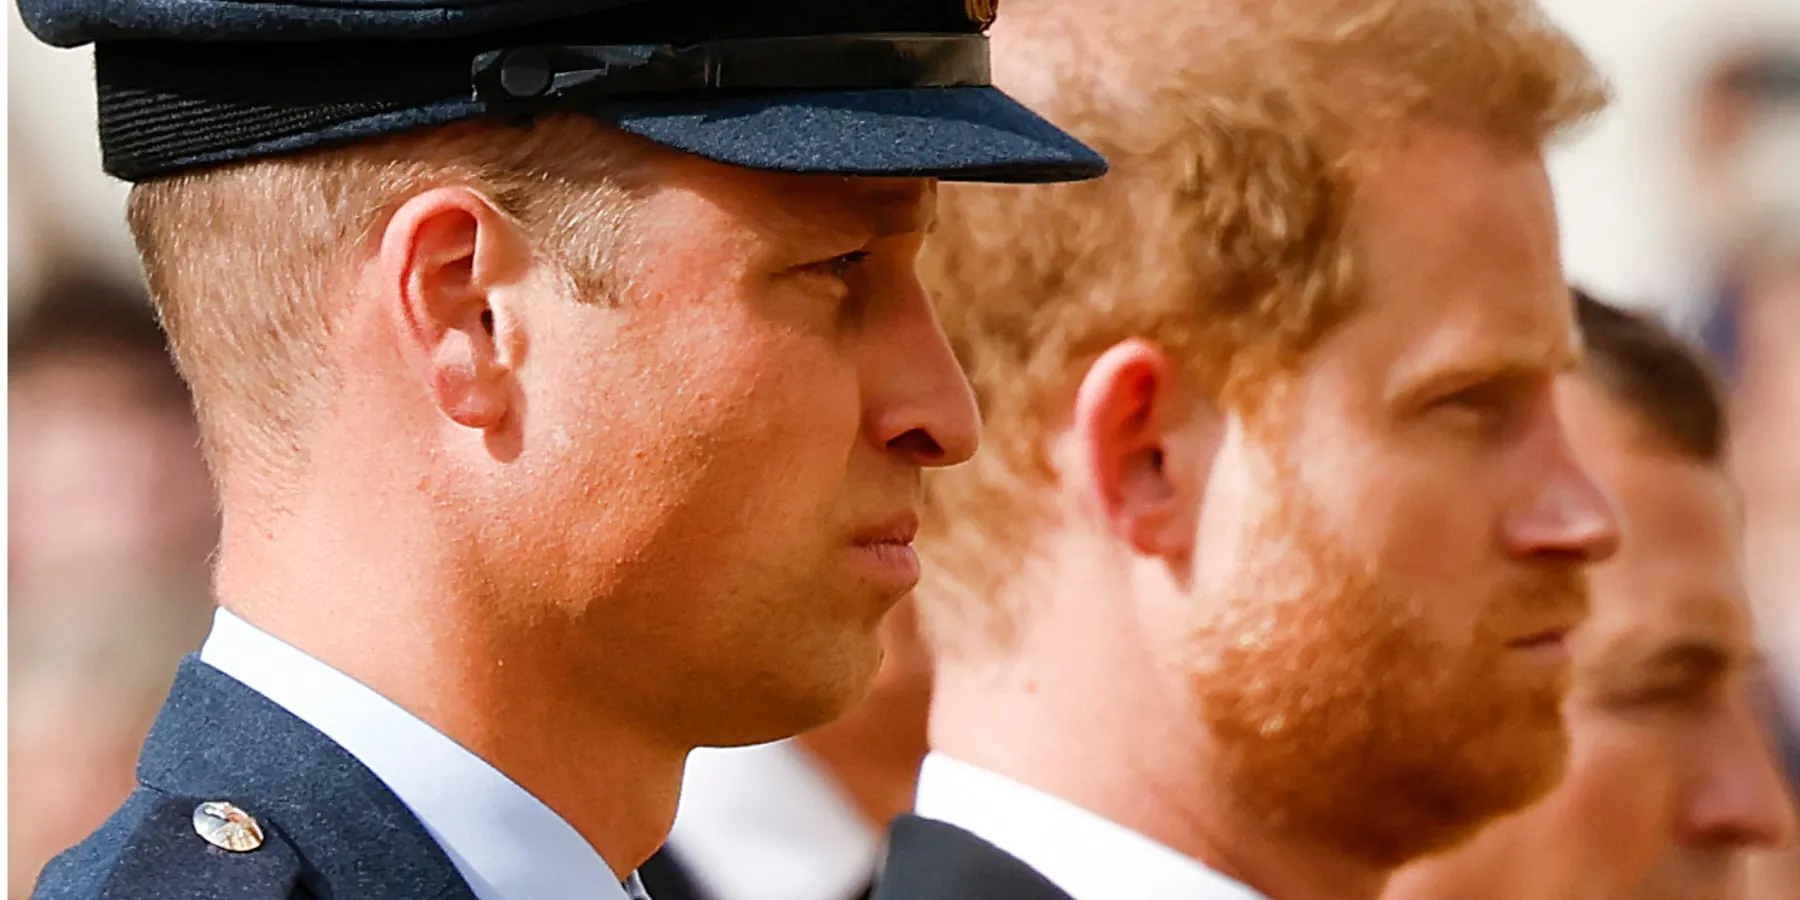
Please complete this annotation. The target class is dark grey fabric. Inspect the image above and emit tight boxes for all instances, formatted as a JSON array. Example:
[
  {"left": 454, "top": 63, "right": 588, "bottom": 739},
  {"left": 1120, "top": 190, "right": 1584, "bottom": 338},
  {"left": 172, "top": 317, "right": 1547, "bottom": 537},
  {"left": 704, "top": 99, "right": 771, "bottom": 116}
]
[
  {"left": 32, "top": 656, "right": 480, "bottom": 900},
  {"left": 13, "top": 0, "right": 1108, "bottom": 184},
  {"left": 17, "top": 0, "right": 632, "bottom": 46},
  {"left": 872, "top": 815, "right": 1076, "bottom": 900},
  {"left": 31, "top": 788, "right": 306, "bottom": 900},
  {"left": 600, "top": 86, "right": 1103, "bottom": 184}
]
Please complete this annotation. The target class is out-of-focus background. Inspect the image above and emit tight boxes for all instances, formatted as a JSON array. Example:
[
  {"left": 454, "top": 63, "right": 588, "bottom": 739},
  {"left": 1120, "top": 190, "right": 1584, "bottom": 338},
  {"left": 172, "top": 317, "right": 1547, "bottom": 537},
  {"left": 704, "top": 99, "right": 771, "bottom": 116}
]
[{"left": 9, "top": 0, "right": 1800, "bottom": 897}]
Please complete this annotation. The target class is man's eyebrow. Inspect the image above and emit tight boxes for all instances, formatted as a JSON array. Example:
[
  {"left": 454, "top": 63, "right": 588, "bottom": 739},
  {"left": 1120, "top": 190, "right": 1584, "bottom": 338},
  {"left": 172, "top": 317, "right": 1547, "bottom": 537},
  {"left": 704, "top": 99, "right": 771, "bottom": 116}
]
[
  {"left": 1638, "top": 639, "right": 1736, "bottom": 677},
  {"left": 767, "top": 182, "right": 936, "bottom": 246},
  {"left": 1386, "top": 342, "right": 1573, "bottom": 407},
  {"left": 863, "top": 193, "right": 939, "bottom": 238},
  {"left": 1590, "top": 624, "right": 1747, "bottom": 684}
]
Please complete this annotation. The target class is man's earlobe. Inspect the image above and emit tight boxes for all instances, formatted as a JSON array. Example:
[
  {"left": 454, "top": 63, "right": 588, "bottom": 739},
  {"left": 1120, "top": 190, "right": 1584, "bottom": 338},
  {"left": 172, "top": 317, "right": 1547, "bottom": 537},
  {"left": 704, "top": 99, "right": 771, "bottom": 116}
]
[
  {"left": 1070, "top": 339, "right": 1210, "bottom": 561},
  {"left": 381, "top": 187, "right": 522, "bottom": 433}
]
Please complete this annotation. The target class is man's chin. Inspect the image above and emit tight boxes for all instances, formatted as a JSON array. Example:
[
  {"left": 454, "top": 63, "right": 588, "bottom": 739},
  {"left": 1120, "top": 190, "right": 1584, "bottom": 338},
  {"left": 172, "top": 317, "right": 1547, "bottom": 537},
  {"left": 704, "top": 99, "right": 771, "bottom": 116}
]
[
  {"left": 683, "top": 630, "right": 887, "bottom": 748},
  {"left": 1385, "top": 718, "right": 1572, "bottom": 865},
  {"left": 1272, "top": 705, "right": 1572, "bottom": 872},
  {"left": 692, "top": 679, "right": 873, "bottom": 748},
  {"left": 779, "top": 637, "right": 890, "bottom": 737}
]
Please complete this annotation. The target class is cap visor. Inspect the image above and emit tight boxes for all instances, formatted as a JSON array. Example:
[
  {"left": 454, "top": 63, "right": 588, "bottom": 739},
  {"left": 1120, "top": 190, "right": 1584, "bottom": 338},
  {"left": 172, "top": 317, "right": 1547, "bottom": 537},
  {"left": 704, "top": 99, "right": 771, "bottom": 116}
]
[{"left": 594, "top": 86, "right": 1106, "bottom": 184}]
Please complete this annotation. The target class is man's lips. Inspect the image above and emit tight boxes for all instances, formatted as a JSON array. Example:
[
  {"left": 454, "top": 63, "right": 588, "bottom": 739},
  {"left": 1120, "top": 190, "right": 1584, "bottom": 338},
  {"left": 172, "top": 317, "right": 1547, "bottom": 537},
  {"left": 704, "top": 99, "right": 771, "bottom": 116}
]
[
  {"left": 853, "top": 511, "right": 920, "bottom": 547},
  {"left": 1506, "top": 627, "right": 1571, "bottom": 650},
  {"left": 848, "top": 511, "right": 923, "bottom": 590}
]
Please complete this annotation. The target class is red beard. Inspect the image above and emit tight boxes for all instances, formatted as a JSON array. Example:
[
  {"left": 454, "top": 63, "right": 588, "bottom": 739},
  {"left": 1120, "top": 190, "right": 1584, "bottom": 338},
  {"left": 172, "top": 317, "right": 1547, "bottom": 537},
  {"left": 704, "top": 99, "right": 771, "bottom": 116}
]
[{"left": 1187, "top": 476, "right": 1588, "bottom": 868}]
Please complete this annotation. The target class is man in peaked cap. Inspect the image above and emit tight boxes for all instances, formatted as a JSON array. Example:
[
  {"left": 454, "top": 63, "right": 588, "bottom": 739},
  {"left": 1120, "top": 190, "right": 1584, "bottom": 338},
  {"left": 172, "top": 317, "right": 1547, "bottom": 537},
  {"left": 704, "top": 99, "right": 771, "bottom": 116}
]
[{"left": 16, "top": 1, "right": 1105, "bottom": 898}]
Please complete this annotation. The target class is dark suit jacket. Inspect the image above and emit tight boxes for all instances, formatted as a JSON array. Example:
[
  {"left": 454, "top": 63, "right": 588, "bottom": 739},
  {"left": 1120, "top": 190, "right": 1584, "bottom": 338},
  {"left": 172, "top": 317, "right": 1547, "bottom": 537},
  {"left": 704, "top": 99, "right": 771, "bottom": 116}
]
[
  {"left": 871, "top": 815, "right": 1075, "bottom": 900},
  {"left": 640, "top": 845, "right": 874, "bottom": 900},
  {"left": 638, "top": 848, "right": 709, "bottom": 900},
  {"left": 32, "top": 656, "right": 479, "bottom": 900}
]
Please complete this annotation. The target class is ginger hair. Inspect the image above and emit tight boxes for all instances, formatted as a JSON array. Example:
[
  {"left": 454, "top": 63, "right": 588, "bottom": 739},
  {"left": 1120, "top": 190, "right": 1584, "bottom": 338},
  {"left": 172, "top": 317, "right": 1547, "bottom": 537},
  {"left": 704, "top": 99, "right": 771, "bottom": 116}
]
[
  {"left": 916, "top": 0, "right": 1611, "bottom": 658},
  {"left": 126, "top": 115, "right": 656, "bottom": 499}
]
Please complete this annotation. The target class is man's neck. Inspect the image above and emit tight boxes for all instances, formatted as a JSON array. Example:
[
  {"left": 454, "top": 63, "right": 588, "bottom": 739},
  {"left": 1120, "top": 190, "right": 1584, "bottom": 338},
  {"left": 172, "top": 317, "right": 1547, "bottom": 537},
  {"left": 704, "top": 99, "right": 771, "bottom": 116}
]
[
  {"left": 928, "top": 660, "right": 1391, "bottom": 900},
  {"left": 214, "top": 505, "right": 688, "bottom": 881},
  {"left": 795, "top": 677, "right": 931, "bottom": 829}
]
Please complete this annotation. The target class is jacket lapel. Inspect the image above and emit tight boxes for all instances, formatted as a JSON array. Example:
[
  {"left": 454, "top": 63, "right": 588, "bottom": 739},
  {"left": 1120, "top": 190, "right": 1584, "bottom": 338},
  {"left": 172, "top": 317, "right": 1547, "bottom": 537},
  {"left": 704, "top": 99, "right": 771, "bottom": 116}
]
[{"left": 873, "top": 815, "right": 1077, "bottom": 900}]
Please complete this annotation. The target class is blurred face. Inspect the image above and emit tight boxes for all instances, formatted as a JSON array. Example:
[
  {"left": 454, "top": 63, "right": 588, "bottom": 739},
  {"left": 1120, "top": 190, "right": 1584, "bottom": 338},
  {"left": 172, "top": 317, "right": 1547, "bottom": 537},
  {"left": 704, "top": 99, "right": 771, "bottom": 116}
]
[
  {"left": 1384, "top": 380, "right": 1798, "bottom": 900},
  {"left": 1185, "top": 127, "right": 1619, "bottom": 867},
  {"left": 487, "top": 160, "right": 978, "bottom": 747},
  {"left": 8, "top": 350, "right": 216, "bottom": 588}
]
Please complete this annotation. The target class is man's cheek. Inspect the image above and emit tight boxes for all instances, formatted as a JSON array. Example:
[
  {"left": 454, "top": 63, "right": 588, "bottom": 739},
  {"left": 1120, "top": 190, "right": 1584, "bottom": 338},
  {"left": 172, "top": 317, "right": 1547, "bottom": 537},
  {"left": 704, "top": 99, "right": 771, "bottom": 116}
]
[{"left": 1556, "top": 725, "right": 1677, "bottom": 883}]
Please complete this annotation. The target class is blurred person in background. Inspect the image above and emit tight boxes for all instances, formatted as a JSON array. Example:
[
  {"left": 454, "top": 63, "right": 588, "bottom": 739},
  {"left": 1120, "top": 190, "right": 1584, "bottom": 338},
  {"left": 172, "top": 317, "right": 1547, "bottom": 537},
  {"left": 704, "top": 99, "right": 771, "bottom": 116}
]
[
  {"left": 1384, "top": 289, "right": 1797, "bottom": 900},
  {"left": 1690, "top": 43, "right": 1800, "bottom": 692},
  {"left": 878, "top": 0, "right": 1622, "bottom": 898},
  {"left": 1682, "top": 41, "right": 1800, "bottom": 900},
  {"left": 8, "top": 273, "right": 219, "bottom": 896},
  {"left": 642, "top": 598, "right": 932, "bottom": 900}
]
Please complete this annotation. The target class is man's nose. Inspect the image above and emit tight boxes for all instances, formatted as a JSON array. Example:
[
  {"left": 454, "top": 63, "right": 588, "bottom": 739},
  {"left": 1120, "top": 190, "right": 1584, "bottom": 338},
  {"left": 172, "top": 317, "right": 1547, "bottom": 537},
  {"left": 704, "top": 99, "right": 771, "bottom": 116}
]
[
  {"left": 1504, "top": 431, "right": 1622, "bottom": 565},
  {"left": 1676, "top": 691, "right": 1800, "bottom": 851},
  {"left": 859, "top": 284, "right": 980, "bottom": 469}
]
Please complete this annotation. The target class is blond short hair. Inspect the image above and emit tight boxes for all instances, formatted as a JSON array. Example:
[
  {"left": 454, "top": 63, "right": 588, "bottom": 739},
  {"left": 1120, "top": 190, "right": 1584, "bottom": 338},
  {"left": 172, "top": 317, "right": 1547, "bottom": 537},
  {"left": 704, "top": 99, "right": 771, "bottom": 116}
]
[
  {"left": 127, "top": 115, "right": 655, "bottom": 499},
  {"left": 917, "top": 0, "right": 1610, "bottom": 657}
]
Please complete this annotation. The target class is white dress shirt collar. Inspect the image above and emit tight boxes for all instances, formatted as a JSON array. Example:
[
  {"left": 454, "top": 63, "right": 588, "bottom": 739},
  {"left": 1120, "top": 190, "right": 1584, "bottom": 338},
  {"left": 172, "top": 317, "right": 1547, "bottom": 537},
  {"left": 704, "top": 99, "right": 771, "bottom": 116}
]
[
  {"left": 911, "top": 752, "right": 1264, "bottom": 900},
  {"left": 665, "top": 739, "right": 882, "bottom": 900},
  {"left": 199, "top": 607, "right": 647, "bottom": 900}
]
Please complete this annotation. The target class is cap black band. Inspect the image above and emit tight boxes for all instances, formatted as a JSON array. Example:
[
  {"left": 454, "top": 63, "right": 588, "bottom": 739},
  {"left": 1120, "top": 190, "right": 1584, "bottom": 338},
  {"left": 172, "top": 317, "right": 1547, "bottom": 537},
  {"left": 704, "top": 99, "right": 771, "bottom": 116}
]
[
  {"left": 95, "top": 32, "right": 989, "bottom": 182},
  {"left": 474, "top": 35, "right": 990, "bottom": 107}
]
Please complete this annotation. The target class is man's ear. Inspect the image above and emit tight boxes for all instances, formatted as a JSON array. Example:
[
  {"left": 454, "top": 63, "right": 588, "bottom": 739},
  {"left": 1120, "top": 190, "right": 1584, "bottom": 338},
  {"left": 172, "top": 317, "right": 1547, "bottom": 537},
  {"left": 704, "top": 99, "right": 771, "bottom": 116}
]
[
  {"left": 379, "top": 186, "right": 526, "bottom": 432},
  {"left": 1069, "top": 339, "right": 1223, "bottom": 561}
]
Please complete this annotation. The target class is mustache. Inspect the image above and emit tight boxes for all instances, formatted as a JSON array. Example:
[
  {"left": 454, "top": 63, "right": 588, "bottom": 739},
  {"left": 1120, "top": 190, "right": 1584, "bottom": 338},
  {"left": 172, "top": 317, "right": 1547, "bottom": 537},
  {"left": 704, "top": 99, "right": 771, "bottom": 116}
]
[
  {"left": 1488, "top": 563, "right": 1592, "bottom": 631},
  {"left": 1516, "top": 564, "right": 1589, "bottom": 607}
]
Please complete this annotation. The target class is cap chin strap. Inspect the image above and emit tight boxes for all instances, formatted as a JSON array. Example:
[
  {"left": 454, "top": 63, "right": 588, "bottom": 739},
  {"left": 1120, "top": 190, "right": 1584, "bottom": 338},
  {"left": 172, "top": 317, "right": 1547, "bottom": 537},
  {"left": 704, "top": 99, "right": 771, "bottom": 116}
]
[{"left": 473, "top": 34, "right": 991, "bottom": 109}]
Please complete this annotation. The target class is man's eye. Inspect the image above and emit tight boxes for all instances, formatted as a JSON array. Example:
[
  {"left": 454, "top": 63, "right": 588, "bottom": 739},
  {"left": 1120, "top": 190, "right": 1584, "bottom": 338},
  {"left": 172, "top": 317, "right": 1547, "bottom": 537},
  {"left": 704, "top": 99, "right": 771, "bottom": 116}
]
[
  {"left": 812, "top": 250, "right": 870, "bottom": 281},
  {"left": 1598, "top": 659, "right": 1731, "bottom": 714},
  {"left": 1432, "top": 381, "right": 1530, "bottom": 438},
  {"left": 1602, "top": 679, "right": 1715, "bottom": 714},
  {"left": 1440, "top": 383, "right": 1504, "bottom": 409}
]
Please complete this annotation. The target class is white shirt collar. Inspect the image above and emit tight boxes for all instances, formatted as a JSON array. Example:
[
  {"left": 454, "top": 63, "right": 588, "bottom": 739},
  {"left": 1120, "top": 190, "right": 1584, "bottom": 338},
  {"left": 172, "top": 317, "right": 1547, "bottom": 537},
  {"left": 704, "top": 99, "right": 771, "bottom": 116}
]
[
  {"left": 911, "top": 752, "right": 1264, "bottom": 900},
  {"left": 665, "top": 739, "right": 882, "bottom": 900},
  {"left": 199, "top": 607, "right": 647, "bottom": 900}
]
